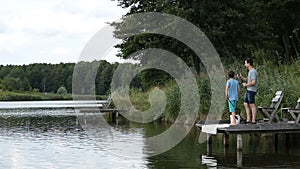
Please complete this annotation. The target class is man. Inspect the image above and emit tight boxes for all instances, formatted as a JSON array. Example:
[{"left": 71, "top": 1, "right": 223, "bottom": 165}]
[{"left": 238, "top": 58, "right": 258, "bottom": 124}]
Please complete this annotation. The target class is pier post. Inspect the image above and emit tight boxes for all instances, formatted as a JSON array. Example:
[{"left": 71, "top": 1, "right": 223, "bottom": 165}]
[
  {"left": 207, "top": 134, "right": 212, "bottom": 155},
  {"left": 223, "top": 134, "right": 229, "bottom": 147},
  {"left": 285, "top": 133, "right": 290, "bottom": 145},
  {"left": 237, "top": 134, "right": 242, "bottom": 151},
  {"left": 237, "top": 150, "right": 243, "bottom": 167},
  {"left": 111, "top": 112, "right": 117, "bottom": 123},
  {"left": 207, "top": 133, "right": 212, "bottom": 144},
  {"left": 274, "top": 133, "right": 278, "bottom": 150}
]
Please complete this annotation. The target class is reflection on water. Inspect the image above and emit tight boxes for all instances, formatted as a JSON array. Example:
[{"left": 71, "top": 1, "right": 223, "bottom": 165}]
[
  {"left": 200, "top": 134, "right": 300, "bottom": 168},
  {"left": 0, "top": 108, "right": 299, "bottom": 168},
  {"left": 0, "top": 109, "right": 148, "bottom": 169},
  {"left": 201, "top": 155, "right": 217, "bottom": 168}
]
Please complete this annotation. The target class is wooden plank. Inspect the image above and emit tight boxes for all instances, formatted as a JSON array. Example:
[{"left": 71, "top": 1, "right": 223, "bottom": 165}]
[
  {"left": 0, "top": 100, "right": 110, "bottom": 109},
  {"left": 195, "top": 120, "right": 230, "bottom": 128},
  {"left": 216, "top": 123, "right": 300, "bottom": 134}
]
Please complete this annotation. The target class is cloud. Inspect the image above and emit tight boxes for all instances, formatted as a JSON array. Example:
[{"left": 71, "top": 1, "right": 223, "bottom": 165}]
[
  {"left": 0, "top": 0, "right": 127, "bottom": 65},
  {"left": 0, "top": 31, "right": 30, "bottom": 53}
]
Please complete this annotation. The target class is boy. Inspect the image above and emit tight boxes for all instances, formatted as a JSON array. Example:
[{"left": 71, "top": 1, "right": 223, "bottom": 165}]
[{"left": 226, "top": 71, "right": 240, "bottom": 125}]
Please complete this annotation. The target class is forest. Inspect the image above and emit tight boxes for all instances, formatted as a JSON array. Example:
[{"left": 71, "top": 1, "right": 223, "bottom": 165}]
[
  {"left": 113, "top": 0, "right": 299, "bottom": 66},
  {"left": 0, "top": 61, "right": 117, "bottom": 100}
]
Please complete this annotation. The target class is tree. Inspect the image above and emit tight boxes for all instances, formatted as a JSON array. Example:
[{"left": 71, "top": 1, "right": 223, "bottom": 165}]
[
  {"left": 263, "top": 0, "right": 300, "bottom": 63},
  {"left": 2, "top": 77, "right": 22, "bottom": 91},
  {"left": 57, "top": 86, "right": 68, "bottom": 95},
  {"left": 113, "top": 0, "right": 300, "bottom": 67},
  {"left": 96, "top": 61, "right": 114, "bottom": 95}
]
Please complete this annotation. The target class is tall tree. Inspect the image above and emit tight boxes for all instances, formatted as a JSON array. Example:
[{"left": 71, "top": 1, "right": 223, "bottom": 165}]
[
  {"left": 113, "top": 0, "right": 300, "bottom": 66},
  {"left": 264, "top": 0, "right": 300, "bottom": 63}
]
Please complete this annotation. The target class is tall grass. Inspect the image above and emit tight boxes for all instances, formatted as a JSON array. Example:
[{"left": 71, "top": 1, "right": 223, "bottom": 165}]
[
  {"left": 123, "top": 77, "right": 212, "bottom": 122},
  {"left": 226, "top": 60, "right": 300, "bottom": 119},
  {"left": 254, "top": 60, "right": 300, "bottom": 119},
  {"left": 127, "top": 60, "right": 300, "bottom": 122}
]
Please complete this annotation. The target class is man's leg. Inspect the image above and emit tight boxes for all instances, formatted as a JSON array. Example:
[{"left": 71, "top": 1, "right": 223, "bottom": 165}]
[
  {"left": 244, "top": 102, "right": 251, "bottom": 122},
  {"left": 249, "top": 103, "right": 256, "bottom": 122},
  {"left": 244, "top": 92, "right": 251, "bottom": 122}
]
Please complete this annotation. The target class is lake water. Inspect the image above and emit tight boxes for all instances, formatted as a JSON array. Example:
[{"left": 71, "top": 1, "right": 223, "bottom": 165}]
[{"left": 0, "top": 108, "right": 299, "bottom": 169}]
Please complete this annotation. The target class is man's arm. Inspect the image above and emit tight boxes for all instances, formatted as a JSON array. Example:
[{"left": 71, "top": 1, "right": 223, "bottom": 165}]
[
  {"left": 243, "top": 79, "right": 256, "bottom": 87},
  {"left": 237, "top": 73, "right": 247, "bottom": 82}
]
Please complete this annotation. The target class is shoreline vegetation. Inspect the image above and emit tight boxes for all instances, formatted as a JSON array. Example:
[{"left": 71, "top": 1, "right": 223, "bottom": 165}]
[
  {"left": 0, "top": 91, "right": 109, "bottom": 101},
  {"left": 0, "top": 91, "right": 72, "bottom": 101},
  {"left": 1, "top": 60, "right": 298, "bottom": 123},
  {"left": 126, "top": 60, "right": 300, "bottom": 123}
]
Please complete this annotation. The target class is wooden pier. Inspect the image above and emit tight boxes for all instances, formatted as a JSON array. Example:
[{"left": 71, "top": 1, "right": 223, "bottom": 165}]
[
  {"left": 197, "top": 120, "right": 300, "bottom": 168},
  {"left": 0, "top": 100, "right": 110, "bottom": 109},
  {"left": 0, "top": 100, "right": 127, "bottom": 122},
  {"left": 196, "top": 120, "right": 300, "bottom": 134},
  {"left": 196, "top": 120, "right": 300, "bottom": 150}
]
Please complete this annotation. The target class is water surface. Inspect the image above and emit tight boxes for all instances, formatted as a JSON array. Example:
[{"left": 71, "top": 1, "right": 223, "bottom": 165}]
[{"left": 0, "top": 107, "right": 299, "bottom": 168}]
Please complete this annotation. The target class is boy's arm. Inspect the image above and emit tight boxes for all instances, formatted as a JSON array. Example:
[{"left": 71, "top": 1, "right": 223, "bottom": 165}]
[{"left": 225, "top": 86, "right": 229, "bottom": 100}]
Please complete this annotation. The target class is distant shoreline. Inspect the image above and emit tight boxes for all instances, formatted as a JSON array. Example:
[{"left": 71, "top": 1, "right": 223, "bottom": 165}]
[
  {"left": 0, "top": 91, "right": 108, "bottom": 101},
  {"left": 0, "top": 91, "right": 72, "bottom": 101}
]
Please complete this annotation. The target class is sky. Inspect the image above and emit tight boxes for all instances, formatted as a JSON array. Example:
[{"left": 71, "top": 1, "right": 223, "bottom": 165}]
[{"left": 0, "top": 0, "right": 128, "bottom": 65}]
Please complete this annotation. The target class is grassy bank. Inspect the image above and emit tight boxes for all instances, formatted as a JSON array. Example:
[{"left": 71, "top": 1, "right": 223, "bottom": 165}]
[
  {"left": 0, "top": 91, "right": 73, "bottom": 101},
  {"left": 0, "top": 91, "right": 110, "bottom": 101},
  {"left": 125, "top": 77, "right": 212, "bottom": 123},
  {"left": 127, "top": 60, "right": 300, "bottom": 122},
  {"left": 227, "top": 60, "right": 300, "bottom": 119}
]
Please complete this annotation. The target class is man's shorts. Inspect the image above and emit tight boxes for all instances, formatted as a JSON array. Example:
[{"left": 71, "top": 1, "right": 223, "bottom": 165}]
[
  {"left": 228, "top": 100, "right": 237, "bottom": 113},
  {"left": 244, "top": 91, "right": 256, "bottom": 104}
]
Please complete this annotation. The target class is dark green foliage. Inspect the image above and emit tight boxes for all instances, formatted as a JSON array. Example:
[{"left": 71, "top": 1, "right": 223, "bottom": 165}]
[
  {"left": 165, "top": 84, "right": 181, "bottom": 120},
  {"left": 96, "top": 61, "right": 114, "bottom": 95},
  {"left": 114, "top": 0, "right": 300, "bottom": 65},
  {"left": 139, "top": 69, "right": 173, "bottom": 90},
  {"left": 57, "top": 86, "right": 68, "bottom": 95},
  {"left": 110, "top": 0, "right": 300, "bottom": 121},
  {"left": 0, "top": 61, "right": 117, "bottom": 98}
]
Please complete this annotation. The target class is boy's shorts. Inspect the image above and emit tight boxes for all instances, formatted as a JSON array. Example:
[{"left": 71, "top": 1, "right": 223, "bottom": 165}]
[
  {"left": 244, "top": 91, "right": 256, "bottom": 104},
  {"left": 228, "top": 100, "right": 237, "bottom": 113}
]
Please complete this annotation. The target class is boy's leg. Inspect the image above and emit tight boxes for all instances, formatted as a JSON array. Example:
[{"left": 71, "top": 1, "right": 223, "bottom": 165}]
[
  {"left": 229, "top": 100, "right": 237, "bottom": 125},
  {"left": 231, "top": 112, "right": 236, "bottom": 125}
]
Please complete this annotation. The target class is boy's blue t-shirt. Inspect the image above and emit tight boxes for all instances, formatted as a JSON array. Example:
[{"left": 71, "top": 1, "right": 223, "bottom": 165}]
[{"left": 226, "top": 79, "right": 239, "bottom": 101}]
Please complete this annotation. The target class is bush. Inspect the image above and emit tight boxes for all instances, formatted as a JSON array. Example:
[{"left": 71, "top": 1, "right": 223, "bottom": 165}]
[
  {"left": 57, "top": 86, "right": 68, "bottom": 95},
  {"left": 32, "top": 88, "right": 40, "bottom": 93}
]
